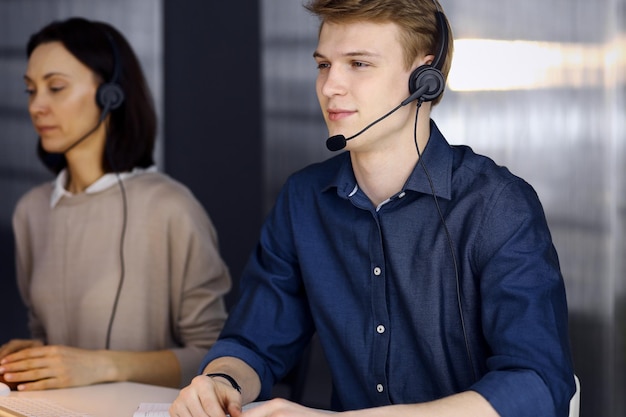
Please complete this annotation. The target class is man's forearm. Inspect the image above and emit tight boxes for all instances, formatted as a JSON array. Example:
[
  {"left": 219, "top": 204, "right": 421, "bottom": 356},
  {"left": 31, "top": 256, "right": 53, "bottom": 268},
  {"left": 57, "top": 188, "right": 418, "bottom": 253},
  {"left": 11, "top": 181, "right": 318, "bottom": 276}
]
[
  {"left": 341, "top": 391, "right": 500, "bottom": 417},
  {"left": 202, "top": 356, "right": 262, "bottom": 405}
]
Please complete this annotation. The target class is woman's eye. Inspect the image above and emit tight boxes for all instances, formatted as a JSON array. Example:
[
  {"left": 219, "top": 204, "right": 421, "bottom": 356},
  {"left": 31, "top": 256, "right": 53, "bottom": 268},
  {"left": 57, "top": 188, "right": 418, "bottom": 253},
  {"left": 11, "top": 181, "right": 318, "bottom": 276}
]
[{"left": 316, "top": 62, "right": 330, "bottom": 70}]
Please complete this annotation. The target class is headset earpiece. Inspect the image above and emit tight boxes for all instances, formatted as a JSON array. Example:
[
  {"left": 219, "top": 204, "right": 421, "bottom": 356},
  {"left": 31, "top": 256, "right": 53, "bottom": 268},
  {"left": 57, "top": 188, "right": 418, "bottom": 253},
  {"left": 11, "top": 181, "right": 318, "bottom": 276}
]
[
  {"left": 408, "top": 65, "right": 445, "bottom": 103},
  {"left": 96, "top": 31, "right": 125, "bottom": 112},
  {"left": 97, "top": 82, "right": 125, "bottom": 111},
  {"left": 405, "top": 8, "right": 449, "bottom": 105}
]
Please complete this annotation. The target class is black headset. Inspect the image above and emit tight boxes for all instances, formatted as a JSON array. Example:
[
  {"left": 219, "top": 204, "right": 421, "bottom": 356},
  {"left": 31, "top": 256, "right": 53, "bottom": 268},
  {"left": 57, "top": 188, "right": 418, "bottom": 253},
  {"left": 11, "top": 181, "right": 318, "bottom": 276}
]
[
  {"left": 407, "top": 4, "right": 450, "bottom": 103},
  {"left": 96, "top": 31, "right": 125, "bottom": 114}
]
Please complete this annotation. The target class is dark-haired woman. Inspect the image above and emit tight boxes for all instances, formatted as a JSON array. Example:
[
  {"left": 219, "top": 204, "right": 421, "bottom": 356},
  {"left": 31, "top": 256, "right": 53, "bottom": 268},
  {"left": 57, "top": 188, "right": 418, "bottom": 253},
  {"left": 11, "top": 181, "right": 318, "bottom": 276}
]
[{"left": 0, "top": 17, "right": 231, "bottom": 391}]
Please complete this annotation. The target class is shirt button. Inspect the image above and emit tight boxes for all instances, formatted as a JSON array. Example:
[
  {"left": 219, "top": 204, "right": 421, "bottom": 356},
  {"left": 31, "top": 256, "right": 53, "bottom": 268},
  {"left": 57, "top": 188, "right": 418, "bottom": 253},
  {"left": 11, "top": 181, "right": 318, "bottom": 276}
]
[
  {"left": 373, "top": 266, "right": 382, "bottom": 276},
  {"left": 376, "top": 325, "right": 385, "bottom": 334},
  {"left": 377, "top": 384, "right": 384, "bottom": 393}
]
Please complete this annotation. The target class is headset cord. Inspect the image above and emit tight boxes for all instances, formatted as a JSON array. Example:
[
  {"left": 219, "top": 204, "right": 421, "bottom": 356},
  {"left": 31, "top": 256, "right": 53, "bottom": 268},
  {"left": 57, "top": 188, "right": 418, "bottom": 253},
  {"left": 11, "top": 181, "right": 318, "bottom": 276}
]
[
  {"left": 103, "top": 124, "right": 128, "bottom": 351},
  {"left": 413, "top": 101, "right": 477, "bottom": 383}
]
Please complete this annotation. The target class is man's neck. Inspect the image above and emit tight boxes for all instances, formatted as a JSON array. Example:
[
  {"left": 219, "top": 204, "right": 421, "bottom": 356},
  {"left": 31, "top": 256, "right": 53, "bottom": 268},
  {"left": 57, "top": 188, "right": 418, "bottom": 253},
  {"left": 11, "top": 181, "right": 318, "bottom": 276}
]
[{"left": 351, "top": 114, "right": 431, "bottom": 207}]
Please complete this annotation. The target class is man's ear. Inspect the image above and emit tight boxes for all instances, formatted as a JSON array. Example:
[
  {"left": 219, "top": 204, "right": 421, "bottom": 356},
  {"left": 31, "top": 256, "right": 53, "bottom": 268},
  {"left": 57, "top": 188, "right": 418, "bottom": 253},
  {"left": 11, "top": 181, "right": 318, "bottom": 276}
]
[{"left": 416, "top": 54, "right": 435, "bottom": 69}]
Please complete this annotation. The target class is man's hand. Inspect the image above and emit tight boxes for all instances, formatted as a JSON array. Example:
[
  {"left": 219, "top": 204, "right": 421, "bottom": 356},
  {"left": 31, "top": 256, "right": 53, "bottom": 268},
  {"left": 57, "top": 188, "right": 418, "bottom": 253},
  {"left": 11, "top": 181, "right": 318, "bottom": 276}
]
[
  {"left": 169, "top": 374, "right": 244, "bottom": 417},
  {"left": 243, "top": 398, "right": 333, "bottom": 417}
]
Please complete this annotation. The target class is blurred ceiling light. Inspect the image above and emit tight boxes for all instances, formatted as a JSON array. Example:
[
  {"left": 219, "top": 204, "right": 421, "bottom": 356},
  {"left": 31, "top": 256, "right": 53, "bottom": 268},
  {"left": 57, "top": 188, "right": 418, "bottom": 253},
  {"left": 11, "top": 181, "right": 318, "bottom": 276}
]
[{"left": 447, "top": 38, "right": 623, "bottom": 91}]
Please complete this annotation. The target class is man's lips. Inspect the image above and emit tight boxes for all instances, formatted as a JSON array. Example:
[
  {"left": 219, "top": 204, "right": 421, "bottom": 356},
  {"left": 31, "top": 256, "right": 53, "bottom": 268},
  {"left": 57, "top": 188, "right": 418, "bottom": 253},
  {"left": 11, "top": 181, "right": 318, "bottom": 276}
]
[{"left": 327, "top": 109, "right": 356, "bottom": 121}]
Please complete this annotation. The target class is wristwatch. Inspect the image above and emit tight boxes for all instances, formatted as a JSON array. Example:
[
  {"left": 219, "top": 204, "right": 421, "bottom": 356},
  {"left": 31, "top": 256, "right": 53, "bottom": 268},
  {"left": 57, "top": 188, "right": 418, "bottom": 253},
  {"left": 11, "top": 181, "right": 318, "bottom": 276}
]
[{"left": 205, "top": 373, "right": 242, "bottom": 394}]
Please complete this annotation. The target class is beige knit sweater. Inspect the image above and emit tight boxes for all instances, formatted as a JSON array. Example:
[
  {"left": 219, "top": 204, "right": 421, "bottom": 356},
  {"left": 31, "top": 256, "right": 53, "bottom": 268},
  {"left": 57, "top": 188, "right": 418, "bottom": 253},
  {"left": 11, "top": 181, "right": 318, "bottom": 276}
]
[{"left": 12, "top": 171, "right": 231, "bottom": 386}]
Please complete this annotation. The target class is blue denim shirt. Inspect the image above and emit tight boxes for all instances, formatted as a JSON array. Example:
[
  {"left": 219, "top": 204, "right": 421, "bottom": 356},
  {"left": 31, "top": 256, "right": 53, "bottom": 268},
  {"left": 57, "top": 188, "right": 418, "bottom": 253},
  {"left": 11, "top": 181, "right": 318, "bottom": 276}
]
[{"left": 202, "top": 121, "right": 575, "bottom": 417}]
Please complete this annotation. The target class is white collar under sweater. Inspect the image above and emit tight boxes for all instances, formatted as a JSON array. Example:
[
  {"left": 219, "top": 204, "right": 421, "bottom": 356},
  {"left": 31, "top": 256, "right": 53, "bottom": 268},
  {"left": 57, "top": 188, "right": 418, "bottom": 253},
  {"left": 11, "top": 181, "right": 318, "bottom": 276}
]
[{"left": 50, "top": 165, "right": 158, "bottom": 208}]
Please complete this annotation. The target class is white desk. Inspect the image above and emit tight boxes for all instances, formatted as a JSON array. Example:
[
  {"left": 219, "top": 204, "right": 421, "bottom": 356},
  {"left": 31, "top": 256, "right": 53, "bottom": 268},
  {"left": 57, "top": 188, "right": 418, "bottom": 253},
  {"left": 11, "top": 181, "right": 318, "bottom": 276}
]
[{"left": 7, "top": 382, "right": 179, "bottom": 417}]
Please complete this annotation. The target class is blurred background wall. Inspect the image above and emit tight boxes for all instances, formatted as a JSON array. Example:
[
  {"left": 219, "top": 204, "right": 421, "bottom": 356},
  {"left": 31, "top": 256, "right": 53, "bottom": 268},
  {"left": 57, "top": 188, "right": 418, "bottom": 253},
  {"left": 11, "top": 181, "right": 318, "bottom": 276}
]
[{"left": 0, "top": 1, "right": 624, "bottom": 416}]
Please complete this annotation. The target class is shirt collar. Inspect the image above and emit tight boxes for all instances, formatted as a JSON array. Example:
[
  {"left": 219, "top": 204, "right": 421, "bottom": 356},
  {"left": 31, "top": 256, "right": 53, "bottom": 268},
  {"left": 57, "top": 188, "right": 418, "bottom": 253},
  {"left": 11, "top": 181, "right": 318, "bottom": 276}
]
[
  {"left": 50, "top": 165, "right": 157, "bottom": 208},
  {"left": 403, "top": 120, "right": 453, "bottom": 199},
  {"left": 326, "top": 119, "right": 453, "bottom": 201}
]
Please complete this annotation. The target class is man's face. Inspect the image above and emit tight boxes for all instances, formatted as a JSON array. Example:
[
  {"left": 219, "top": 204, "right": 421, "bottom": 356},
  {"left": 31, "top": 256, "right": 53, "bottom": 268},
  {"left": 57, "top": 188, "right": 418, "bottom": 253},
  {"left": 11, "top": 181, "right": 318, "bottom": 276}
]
[{"left": 314, "top": 21, "right": 418, "bottom": 152}]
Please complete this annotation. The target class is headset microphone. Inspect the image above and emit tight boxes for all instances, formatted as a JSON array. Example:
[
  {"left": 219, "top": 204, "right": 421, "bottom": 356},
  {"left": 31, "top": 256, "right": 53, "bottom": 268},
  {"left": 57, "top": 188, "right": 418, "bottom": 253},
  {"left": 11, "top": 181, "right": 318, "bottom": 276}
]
[
  {"left": 325, "top": 83, "right": 433, "bottom": 152},
  {"left": 59, "top": 107, "right": 110, "bottom": 153}
]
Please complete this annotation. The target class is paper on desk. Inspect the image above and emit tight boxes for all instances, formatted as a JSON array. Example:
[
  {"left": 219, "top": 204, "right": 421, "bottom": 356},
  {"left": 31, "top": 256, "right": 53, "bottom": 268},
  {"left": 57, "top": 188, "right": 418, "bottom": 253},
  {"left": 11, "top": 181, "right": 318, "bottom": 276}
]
[
  {"left": 133, "top": 402, "right": 170, "bottom": 416},
  {"left": 133, "top": 401, "right": 333, "bottom": 416},
  {"left": 133, "top": 402, "right": 248, "bottom": 417}
]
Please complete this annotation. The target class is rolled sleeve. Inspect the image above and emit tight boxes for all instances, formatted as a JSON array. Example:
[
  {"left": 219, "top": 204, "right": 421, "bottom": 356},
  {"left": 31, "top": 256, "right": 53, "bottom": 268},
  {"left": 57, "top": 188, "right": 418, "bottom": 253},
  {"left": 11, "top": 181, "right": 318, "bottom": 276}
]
[{"left": 471, "top": 179, "right": 575, "bottom": 417}]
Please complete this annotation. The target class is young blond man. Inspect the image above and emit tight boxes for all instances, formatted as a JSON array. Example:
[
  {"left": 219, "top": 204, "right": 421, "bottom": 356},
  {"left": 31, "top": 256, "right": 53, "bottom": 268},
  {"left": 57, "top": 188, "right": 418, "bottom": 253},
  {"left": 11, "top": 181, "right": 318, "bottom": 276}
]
[{"left": 170, "top": 1, "right": 575, "bottom": 416}]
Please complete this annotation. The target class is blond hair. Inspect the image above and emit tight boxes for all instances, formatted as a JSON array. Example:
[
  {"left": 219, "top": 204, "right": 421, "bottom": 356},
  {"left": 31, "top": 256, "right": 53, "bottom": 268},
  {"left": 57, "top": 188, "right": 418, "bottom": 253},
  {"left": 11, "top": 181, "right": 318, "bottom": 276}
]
[{"left": 305, "top": 0, "right": 454, "bottom": 105}]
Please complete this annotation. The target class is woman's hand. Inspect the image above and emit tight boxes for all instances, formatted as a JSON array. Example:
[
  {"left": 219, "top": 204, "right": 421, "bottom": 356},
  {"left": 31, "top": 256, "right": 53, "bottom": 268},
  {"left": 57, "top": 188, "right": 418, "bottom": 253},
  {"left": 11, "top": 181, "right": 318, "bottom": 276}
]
[
  {"left": 0, "top": 339, "right": 43, "bottom": 358},
  {"left": 0, "top": 339, "right": 44, "bottom": 390},
  {"left": 0, "top": 344, "right": 113, "bottom": 390}
]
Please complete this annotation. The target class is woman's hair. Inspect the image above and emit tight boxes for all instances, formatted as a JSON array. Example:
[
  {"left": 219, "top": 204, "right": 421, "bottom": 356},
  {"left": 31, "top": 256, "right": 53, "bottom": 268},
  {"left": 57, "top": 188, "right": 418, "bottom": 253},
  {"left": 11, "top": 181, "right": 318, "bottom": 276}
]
[
  {"left": 304, "top": 0, "right": 454, "bottom": 106},
  {"left": 27, "top": 17, "right": 157, "bottom": 174}
]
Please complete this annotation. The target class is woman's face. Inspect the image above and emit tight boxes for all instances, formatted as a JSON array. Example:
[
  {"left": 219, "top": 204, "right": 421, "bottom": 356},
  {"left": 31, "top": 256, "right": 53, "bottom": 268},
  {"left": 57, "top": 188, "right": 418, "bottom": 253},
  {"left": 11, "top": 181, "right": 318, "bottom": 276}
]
[{"left": 24, "top": 41, "right": 104, "bottom": 155}]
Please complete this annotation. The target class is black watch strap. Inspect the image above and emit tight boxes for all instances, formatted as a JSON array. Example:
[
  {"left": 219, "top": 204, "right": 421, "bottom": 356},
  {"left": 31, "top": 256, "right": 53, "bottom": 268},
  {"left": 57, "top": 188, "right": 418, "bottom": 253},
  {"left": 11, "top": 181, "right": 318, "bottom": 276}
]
[{"left": 205, "top": 373, "right": 242, "bottom": 394}]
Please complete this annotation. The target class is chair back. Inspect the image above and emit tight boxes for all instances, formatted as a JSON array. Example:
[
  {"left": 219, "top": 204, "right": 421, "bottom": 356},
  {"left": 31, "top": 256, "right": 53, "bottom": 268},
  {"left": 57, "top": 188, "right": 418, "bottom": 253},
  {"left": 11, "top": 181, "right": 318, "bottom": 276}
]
[{"left": 568, "top": 375, "right": 580, "bottom": 417}]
